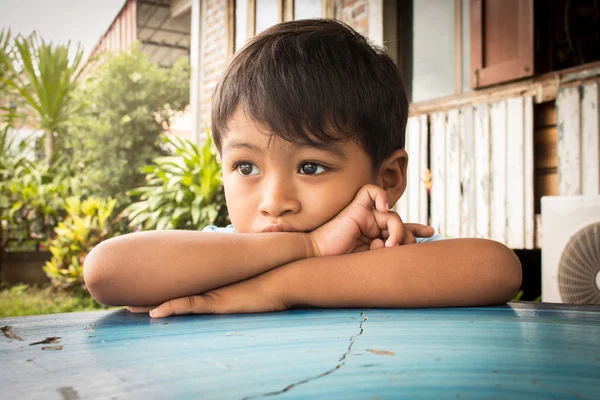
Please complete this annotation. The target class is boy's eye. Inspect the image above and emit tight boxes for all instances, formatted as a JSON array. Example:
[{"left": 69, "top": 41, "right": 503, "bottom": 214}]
[
  {"left": 298, "top": 162, "right": 327, "bottom": 175},
  {"left": 236, "top": 162, "right": 260, "bottom": 176}
]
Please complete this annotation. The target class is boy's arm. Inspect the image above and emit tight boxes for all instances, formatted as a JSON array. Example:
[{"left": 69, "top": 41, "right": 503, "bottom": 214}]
[
  {"left": 85, "top": 185, "right": 419, "bottom": 307},
  {"left": 83, "top": 230, "right": 314, "bottom": 306},
  {"left": 279, "top": 238, "right": 522, "bottom": 308},
  {"left": 147, "top": 237, "right": 522, "bottom": 317}
]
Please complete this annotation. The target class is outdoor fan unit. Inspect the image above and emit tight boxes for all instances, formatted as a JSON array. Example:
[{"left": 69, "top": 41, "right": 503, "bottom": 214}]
[{"left": 542, "top": 196, "right": 600, "bottom": 304}]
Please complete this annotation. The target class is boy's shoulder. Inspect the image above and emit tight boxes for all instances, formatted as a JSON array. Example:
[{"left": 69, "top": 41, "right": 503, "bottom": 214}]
[{"left": 202, "top": 225, "right": 445, "bottom": 243}]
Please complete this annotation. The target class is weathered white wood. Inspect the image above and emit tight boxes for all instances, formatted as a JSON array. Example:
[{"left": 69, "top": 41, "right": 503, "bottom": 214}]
[
  {"left": 430, "top": 112, "right": 447, "bottom": 236},
  {"left": 473, "top": 104, "right": 490, "bottom": 239},
  {"left": 582, "top": 81, "right": 600, "bottom": 195},
  {"left": 418, "top": 114, "right": 429, "bottom": 226},
  {"left": 446, "top": 109, "right": 461, "bottom": 239},
  {"left": 557, "top": 86, "right": 582, "bottom": 195},
  {"left": 405, "top": 116, "right": 420, "bottom": 222},
  {"left": 524, "top": 96, "right": 535, "bottom": 249},
  {"left": 396, "top": 169, "right": 409, "bottom": 219},
  {"left": 489, "top": 101, "right": 506, "bottom": 243},
  {"left": 459, "top": 106, "right": 475, "bottom": 238},
  {"left": 506, "top": 97, "right": 525, "bottom": 249}
]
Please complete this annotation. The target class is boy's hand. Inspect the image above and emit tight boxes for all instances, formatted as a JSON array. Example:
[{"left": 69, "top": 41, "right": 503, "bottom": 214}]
[
  {"left": 309, "top": 184, "right": 434, "bottom": 256},
  {"left": 129, "top": 273, "right": 288, "bottom": 318}
]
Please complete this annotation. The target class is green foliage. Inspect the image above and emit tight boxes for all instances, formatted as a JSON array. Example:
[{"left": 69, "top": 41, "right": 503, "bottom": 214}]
[
  {"left": 64, "top": 44, "right": 190, "bottom": 203},
  {"left": 126, "top": 134, "right": 229, "bottom": 230},
  {"left": 3, "top": 32, "right": 84, "bottom": 163},
  {"left": 43, "top": 197, "right": 118, "bottom": 289},
  {"left": 0, "top": 124, "right": 35, "bottom": 251},
  {"left": 0, "top": 284, "right": 111, "bottom": 317},
  {"left": 3, "top": 158, "right": 79, "bottom": 246},
  {"left": 0, "top": 29, "right": 16, "bottom": 110}
]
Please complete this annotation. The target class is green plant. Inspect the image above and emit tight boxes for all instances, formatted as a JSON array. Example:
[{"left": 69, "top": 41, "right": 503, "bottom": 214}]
[
  {"left": 4, "top": 158, "right": 79, "bottom": 246},
  {"left": 63, "top": 44, "right": 190, "bottom": 202},
  {"left": 125, "top": 133, "right": 229, "bottom": 231},
  {"left": 4, "top": 32, "right": 84, "bottom": 165},
  {"left": 43, "top": 196, "right": 118, "bottom": 289},
  {"left": 0, "top": 283, "right": 111, "bottom": 317}
]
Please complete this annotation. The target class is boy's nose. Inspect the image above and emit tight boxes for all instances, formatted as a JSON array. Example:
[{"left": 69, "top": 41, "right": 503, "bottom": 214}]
[{"left": 258, "top": 182, "right": 301, "bottom": 217}]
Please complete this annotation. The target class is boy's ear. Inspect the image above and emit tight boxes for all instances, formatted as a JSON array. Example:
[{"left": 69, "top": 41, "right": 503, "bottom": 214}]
[{"left": 377, "top": 148, "right": 408, "bottom": 207}]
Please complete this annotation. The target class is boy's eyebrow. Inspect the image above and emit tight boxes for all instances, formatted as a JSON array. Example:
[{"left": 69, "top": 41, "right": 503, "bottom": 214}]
[
  {"left": 296, "top": 142, "right": 347, "bottom": 159},
  {"left": 224, "top": 140, "right": 347, "bottom": 159},
  {"left": 224, "top": 141, "right": 264, "bottom": 153}
]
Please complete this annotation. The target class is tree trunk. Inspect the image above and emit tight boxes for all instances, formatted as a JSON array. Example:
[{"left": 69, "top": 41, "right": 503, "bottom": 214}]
[{"left": 44, "top": 130, "right": 54, "bottom": 165}]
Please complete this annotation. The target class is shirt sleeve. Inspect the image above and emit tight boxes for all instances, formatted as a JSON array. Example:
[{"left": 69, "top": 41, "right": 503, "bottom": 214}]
[
  {"left": 202, "top": 225, "right": 236, "bottom": 233},
  {"left": 416, "top": 233, "right": 445, "bottom": 243}
]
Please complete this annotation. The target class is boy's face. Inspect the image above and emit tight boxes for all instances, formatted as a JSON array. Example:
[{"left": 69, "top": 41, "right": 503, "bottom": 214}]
[{"left": 220, "top": 108, "right": 379, "bottom": 233}]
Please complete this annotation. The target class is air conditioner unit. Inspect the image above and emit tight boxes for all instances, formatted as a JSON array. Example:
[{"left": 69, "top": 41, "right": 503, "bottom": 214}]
[{"left": 542, "top": 196, "right": 600, "bottom": 304}]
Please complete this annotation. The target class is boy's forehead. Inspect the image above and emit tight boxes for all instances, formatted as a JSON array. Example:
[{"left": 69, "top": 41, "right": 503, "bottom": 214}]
[{"left": 222, "top": 108, "right": 351, "bottom": 156}]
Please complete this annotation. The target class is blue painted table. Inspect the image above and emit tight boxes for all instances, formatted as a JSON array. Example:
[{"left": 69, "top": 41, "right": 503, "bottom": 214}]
[{"left": 1, "top": 302, "right": 599, "bottom": 399}]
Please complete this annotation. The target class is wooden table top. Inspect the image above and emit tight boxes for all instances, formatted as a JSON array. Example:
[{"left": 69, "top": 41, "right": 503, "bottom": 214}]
[{"left": 1, "top": 302, "right": 599, "bottom": 399}]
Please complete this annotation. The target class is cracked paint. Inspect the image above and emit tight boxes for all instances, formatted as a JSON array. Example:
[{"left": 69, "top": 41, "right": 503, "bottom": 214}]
[
  {"left": 1, "top": 326, "right": 24, "bottom": 341},
  {"left": 241, "top": 311, "right": 368, "bottom": 400}
]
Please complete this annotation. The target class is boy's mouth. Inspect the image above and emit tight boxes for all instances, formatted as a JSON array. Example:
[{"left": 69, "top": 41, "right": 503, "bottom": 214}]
[{"left": 261, "top": 224, "right": 298, "bottom": 233}]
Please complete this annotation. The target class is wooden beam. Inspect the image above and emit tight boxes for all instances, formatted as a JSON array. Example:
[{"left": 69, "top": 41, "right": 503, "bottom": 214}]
[
  {"left": 228, "top": 0, "right": 235, "bottom": 57},
  {"left": 283, "top": 0, "right": 294, "bottom": 21},
  {"left": 409, "top": 60, "right": 600, "bottom": 117},
  {"left": 247, "top": 0, "right": 256, "bottom": 38},
  {"left": 455, "top": 0, "right": 462, "bottom": 95}
]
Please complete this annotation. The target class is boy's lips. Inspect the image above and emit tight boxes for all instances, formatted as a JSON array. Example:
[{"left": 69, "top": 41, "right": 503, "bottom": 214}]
[{"left": 261, "top": 224, "right": 298, "bottom": 233}]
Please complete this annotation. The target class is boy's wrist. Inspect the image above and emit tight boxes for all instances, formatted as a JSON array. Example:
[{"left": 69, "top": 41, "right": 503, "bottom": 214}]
[{"left": 302, "top": 232, "right": 321, "bottom": 259}]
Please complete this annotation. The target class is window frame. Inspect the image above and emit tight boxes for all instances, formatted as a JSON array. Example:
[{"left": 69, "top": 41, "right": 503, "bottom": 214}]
[{"left": 229, "top": 0, "right": 331, "bottom": 54}]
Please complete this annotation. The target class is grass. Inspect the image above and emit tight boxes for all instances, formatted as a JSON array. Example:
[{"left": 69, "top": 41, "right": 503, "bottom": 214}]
[{"left": 0, "top": 283, "right": 117, "bottom": 318}]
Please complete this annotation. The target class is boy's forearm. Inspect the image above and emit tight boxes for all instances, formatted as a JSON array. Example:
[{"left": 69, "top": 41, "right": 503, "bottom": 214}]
[
  {"left": 84, "top": 230, "right": 313, "bottom": 306},
  {"left": 271, "top": 239, "right": 522, "bottom": 308}
]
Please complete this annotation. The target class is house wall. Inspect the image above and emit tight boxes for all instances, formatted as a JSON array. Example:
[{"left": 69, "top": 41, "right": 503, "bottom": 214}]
[
  {"left": 200, "top": 0, "right": 229, "bottom": 125},
  {"left": 335, "top": 0, "right": 369, "bottom": 37},
  {"left": 197, "top": 0, "right": 373, "bottom": 128},
  {"left": 88, "top": 0, "right": 137, "bottom": 59}
]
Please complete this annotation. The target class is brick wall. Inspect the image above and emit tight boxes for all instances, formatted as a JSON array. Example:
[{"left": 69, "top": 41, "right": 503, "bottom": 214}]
[
  {"left": 335, "top": 0, "right": 369, "bottom": 36},
  {"left": 201, "top": 0, "right": 229, "bottom": 127}
]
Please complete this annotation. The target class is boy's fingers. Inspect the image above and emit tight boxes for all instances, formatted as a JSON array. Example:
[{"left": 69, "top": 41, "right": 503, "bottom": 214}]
[
  {"left": 404, "top": 223, "right": 435, "bottom": 238},
  {"left": 372, "top": 209, "right": 404, "bottom": 246},
  {"left": 352, "top": 184, "right": 388, "bottom": 212},
  {"left": 369, "top": 238, "right": 385, "bottom": 251},
  {"left": 150, "top": 295, "right": 216, "bottom": 318},
  {"left": 127, "top": 305, "right": 156, "bottom": 313}
]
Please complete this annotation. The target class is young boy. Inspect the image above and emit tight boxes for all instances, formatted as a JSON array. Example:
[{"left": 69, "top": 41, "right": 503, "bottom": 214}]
[{"left": 84, "top": 19, "right": 522, "bottom": 318}]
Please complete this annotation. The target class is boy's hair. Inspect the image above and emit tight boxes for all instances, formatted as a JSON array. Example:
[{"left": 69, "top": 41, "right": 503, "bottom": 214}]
[{"left": 211, "top": 19, "right": 408, "bottom": 168}]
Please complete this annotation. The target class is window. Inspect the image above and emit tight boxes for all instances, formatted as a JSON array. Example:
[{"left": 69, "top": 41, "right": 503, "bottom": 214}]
[
  {"left": 235, "top": 0, "right": 248, "bottom": 51},
  {"left": 391, "top": 0, "right": 469, "bottom": 103},
  {"left": 294, "top": 0, "right": 322, "bottom": 20},
  {"left": 232, "top": 1, "right": 323, "bottom": 52},
  {"left": 256, "top": 0, "right": 280, "bottom": 35},
  {"left": 470, "top": 0, "right": 534, "bottom": 88},
  {"left": 470, "top": 0, "right": 600, "bottom": 89}
]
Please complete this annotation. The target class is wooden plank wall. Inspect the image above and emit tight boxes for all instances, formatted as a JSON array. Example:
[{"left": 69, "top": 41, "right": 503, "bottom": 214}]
[
  {"left": 556, "top": 80, "right": 600, "bottom": 196},
  {"left": 401, "top": 96, "right": 536, "bottom": 249},
  {"left": 397, "top": 115, "right": 428, "bottom": 226}
]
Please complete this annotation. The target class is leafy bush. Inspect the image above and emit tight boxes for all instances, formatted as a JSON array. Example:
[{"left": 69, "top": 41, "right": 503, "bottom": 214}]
[
  {"left": 125, "top": 134, "right": 229, "bottom": 230},
  {"left": 63, "top": 44, "right": 190, "bottom": 203},
  {"left": 43, "top": 196, "right": 118, "bottom": 289},
  {"left": 3, "top": 158, "right": 81, "bottom": 246}
]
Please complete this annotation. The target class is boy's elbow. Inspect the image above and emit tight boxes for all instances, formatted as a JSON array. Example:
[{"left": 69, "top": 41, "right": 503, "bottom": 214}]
[
  {"left": 84, "top": 238, "right": 121, "bottom": 306},
  {"left": 485, "top": 239, "right": 523, "bottom": 303}
]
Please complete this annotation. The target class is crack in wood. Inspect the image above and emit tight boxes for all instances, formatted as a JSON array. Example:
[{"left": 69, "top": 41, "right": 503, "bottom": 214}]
[{"left": 241, "top": 311, "right": 368, "bottom": 400}]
